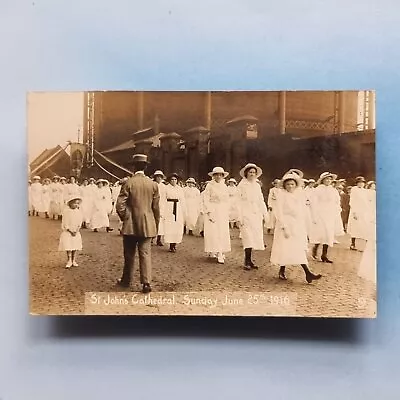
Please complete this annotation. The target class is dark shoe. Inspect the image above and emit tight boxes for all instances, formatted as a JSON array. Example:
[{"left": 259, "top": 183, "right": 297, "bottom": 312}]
[
  {"left": 45, "top": 213, "right": 49, "bottom": 219},
  {"left": 321, "top": 256, "right": 333, "bottom": 264},
  {"left": 93, "top": 229, "right": 98, "bottom": 232},
  {"left": 157, "top": 241, "right": 164, "bottom": 246},
  {"left": 244, "top": 265, "right": 251, "bottom": 271},
  {"left": 142, "top": 283, "right": 152, "bottom": 293},
  {"left": 279, "top": 272, "right": 287, "bottom": 280},
  {"left": 350, "top": 245, "right": 357, "bottom": 251},
  {"left": 200, "top": 231, "right": 204, "bottom": 237},
  {"left": 189, "top": 230, "right": 193, "bottom": 236},
  {"left": 106, "top": 227, "right": 113, "bottom": 232},
  {"left": 250, "top": 261, "right": 258, "bottom": 269},
  {"left": 306, "top": 273, "right": 322, "bottom": 284},
  {"left": 116, "top": 279, "right": 130, "bottom": 288}
]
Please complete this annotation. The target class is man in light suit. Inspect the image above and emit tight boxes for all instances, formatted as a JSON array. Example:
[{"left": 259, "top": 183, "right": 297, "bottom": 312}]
[{"left": 116, "top": 154, "right": 160, "bottom": 293}]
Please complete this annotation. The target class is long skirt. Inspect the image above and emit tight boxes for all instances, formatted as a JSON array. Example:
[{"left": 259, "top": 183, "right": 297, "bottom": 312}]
[
  {"left": 90, "top": 208, "right": 110, "bottom": 229},
  {"left": 270, "top": 218, "right": 308, "bottom": 266},
  {"left": 240, "top": 213, "right": 265, "bottom": 250},
  {"left": 204, "top": 205, "right": 231, "bottom": 253}
]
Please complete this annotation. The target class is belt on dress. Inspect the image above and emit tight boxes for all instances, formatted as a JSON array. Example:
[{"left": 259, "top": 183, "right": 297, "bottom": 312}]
[{"left": 167, "top": 198, "right": 179, "bottom": 221}]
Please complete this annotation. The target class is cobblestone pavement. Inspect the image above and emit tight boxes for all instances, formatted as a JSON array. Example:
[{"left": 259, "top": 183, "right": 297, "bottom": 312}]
[{"left": 29, "top": 215, "right": 376, "bottom": 317}]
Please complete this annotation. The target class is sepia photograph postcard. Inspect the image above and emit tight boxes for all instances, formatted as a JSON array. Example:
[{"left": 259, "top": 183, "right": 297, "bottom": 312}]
[{"left": 28, "top": 90, "right": 376, "bottom": 317}]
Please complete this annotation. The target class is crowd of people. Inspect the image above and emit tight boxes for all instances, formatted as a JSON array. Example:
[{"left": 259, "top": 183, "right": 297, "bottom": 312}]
[{"left": 29, "top": 158, "right": 376, "bottom": 292}]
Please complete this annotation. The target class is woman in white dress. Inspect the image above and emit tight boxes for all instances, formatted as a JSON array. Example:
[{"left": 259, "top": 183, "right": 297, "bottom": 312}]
[
  {"left": 184, "top": 178, "right": 201, "bottom": 235},
  {"left": 271, "top": 171, "right": 322, "bottom": 283},
  {"left": 39, "top": 178, "right": 52, "bottom": 218},
  {"left": 49, "top": 176, "right": 63, "bottom": 220},
  {"left": 309, "top": 172, "right": 341, "bottom": 263},
  {"left": 58, "top": 194, "right": 83, "bottom": 269},
  {"left": 358, "top": 180, "right": 376, "bottom": 284},
  {"left": 227, "top": 178, "right": 239, "bottom": 229},
  {"left": 303, "top": 179, "right": 315, "bottom": 238},
  {"left": 91, "top": 179, "right": 113, "bottom": 232},
  {"left": 30, "top": 176, "right": 42, "bottom": 216},
  {"left": 152, "top": 170, "right": 167, "bottom": 246},
  {"left": 28, "top": 180, "right": 33, "bottom": 216},
  {"left": 236, "top": 163, "right": 268, "bottom": 270},
  {"left": 102, "top": 180, "right": 113, "bottom": 216},
  {"left": 163, "top": 173, "right": 186, "bottom": 252},
  {"left": 80, "top": 178, "right": 94, "bottom": 229},
  {"left": 203, "top": 167, "right": 231, "bottom": 264},
  {"left": 348, "top": 176, "right": 369, "bottom": 251},
  {"left": 266, "top": 179, "right": 281, "bottom": 234}
]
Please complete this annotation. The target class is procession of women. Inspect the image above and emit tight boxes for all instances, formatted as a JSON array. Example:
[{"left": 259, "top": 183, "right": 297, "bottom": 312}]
[{"left": 28, "top": 163, "right": 376, "bottom": 285}]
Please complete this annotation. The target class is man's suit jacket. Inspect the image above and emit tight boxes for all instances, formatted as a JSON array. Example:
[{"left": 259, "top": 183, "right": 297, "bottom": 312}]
[{"left": 116, "top": 173, "right": 160, "bottom": 237}]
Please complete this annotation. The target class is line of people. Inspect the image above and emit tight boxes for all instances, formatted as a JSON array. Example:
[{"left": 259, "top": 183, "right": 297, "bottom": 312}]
[{"left": 29, "top": 162, "right": 376, "bottom": 286}]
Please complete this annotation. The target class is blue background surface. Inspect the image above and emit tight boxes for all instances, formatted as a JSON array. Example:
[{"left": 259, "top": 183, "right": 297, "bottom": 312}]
[{"left": 1, "top": 0, "right": 399, "bottom": 399}]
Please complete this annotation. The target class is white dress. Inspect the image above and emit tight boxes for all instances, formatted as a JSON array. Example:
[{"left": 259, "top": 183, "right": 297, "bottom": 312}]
[
  {"left": 308, "top": 185, "right": 341, "bottom": 247},
  {"left": 157, "top": 182, "right": 167, "bottom": 236},
  {"left": 237, "top": 178, "right": 268, "bottom": 250},
  {"left": 80, "top": 184, "right": 95, "bottom": 224},
  {"left": 111, "top": 184, "right": 121, "bottom": 215},
  {"left": 303, "top": 187, "right": 314, "bottom": 237},
  {"left": 358, "top": 190, "right": 376, "bottom": 283},
  {"left": 64, "top": 183, "right": 81, "bottom": 203},
  {"left": 39, "top": 184, "right": 51, "bottom": 213},
  {"left": 90, "top": 187, "right": 110, "bottom": 229},
  {"left": 30, "top": 182, "right": 42, "bottom": 212},
  {"left": 28, "top": 185, "right": 33, "bottom": 212},
  {"left": 227, "top": 185, "right": 239, "bottom": 222},
  {"left": 270, "top": 189, "right": 309, "bottom": 266},
  {"left": 347, "top": 186, "right": 369, "bottom": 240},
  {"left": 49, "top": 182, "right": 63, "bottom": 216},
  {"left": 266, "top": 187, "right": 280, "bottom": 230},
  {"left": 163, "top": 184, "right": 186, "bottom": 244},
  {"left": 184, "top": 186, "right": 201, "bottom": 230},
  {"left": 203, "top": 180, "right": 231, "bottom": 254},
  {"left": 58, "top": 207, "right": 83, "bottom": 251}
]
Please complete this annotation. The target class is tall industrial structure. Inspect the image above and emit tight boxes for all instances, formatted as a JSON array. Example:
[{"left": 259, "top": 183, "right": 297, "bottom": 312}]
[{"left": 81, "top": 91, "right": 375, "bottom": 185}]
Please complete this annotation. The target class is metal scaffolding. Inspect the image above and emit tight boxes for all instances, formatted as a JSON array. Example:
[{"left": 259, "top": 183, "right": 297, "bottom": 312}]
[{"left": 86, "top": 92, "right": 95, "bottom": 167}]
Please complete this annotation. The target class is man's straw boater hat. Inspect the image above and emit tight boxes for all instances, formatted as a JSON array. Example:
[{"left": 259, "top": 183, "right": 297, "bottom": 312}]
[
  {"left": 186, "top": 177, "right": 196, "bottom": 184},
  {"left": 281, "top": 170, "right": 303, "bottom": 187},
  {"left": 227, "top": 178, "right": 237, "bottom": 184},
  {"left": 208, "top": 166, "right": 229, "bottom": 178},
  {"left": 317, "top": 172, "right": 338, "bottom": 184},
  {"left": 239, "top": 163, "right": 262, "bottom": 179},
  {"left": 152, "top": 170, "right": 166, "bottom": 179},
  {"left": 355, "top": 176, "right": 366, "bottom": 183}
]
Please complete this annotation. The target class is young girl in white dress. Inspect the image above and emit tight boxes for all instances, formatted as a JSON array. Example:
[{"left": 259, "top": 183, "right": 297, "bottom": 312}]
[{"left": 59, "top": 195, "right": 83, "bottom": 269}]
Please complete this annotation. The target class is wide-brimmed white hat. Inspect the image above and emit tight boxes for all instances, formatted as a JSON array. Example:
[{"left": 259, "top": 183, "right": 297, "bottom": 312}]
[
  {"left": 66, "top": 194, "right": 82, "bottom": 205},
  {"left": 186, "top": 177, "right": 196, "bottom": 184},
  {"left": 152, "top": 170, "right": 166, "bottom": 179},
  {"left": 239, "top": 163, "right": 262, "bottom": 179},
  {"left": 208, "top": 166, "right": 229, "bottom": 178},
  {"left": 60, "top": 177, "right": 67, "bottom": 181},
  {"left": 96, "top": 179, "right": 105, "bottom": 184},
  {"left": 281, "top": 171, "right": 303, "bottom": 188},
  {"left": 285, "top": 168, "right": 304, "bottom": 179},
  {"left": 32, "top": 175, "right": 41, "bottom": 180},
  {"left": 227, "top": 178, "right": 237, "bottom": 184},
  {"left": 317, "top": 172, "right": 338, "bottom": 184},
  {"left": 367, "top": 180, "right": 375, "bottom": 187}
]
